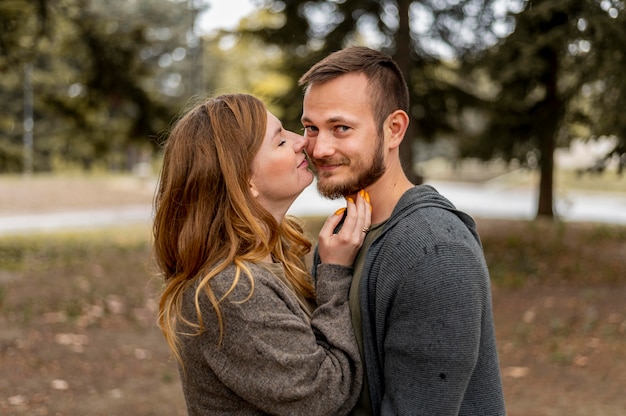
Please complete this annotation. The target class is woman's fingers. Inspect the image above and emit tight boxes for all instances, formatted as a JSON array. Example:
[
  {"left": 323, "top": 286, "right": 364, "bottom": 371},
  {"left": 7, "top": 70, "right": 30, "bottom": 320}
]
[
  {"left": 319, "top": 207, "right": 346, "bottom": 238},
  {"left": 357, "top": 189, "right": 372, "bottom": 236},
  {"left": 317, "top": 190, "right": 371, "bottom": 266},
  {"left": 339, "top": 190, "right": 371, "bottom": 239}
]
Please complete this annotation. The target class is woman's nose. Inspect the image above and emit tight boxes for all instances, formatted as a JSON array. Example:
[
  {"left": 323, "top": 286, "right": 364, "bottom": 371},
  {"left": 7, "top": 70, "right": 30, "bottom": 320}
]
[{"left": 292, "top": 131, "right": 308, "bottom": 151}]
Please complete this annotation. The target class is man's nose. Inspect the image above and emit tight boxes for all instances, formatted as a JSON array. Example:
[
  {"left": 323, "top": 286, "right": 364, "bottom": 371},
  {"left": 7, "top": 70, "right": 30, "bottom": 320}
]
[{"left": 308, "top": 133, "right": 334, "bottom": 159}]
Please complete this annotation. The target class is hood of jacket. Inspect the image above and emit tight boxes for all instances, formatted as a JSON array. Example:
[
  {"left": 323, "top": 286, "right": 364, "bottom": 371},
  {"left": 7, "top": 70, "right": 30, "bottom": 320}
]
[
  {"left": 311, "top": 184, "right": 481, "bottom": 279},
  {"left": 380, "top": 184, "right": 481, "bottom": 247}
]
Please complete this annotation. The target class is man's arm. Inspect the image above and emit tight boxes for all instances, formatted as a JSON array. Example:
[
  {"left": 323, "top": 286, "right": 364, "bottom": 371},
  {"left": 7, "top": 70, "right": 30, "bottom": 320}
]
[{"left": 380, "top": 243, "right": 488, "bottom": 415}]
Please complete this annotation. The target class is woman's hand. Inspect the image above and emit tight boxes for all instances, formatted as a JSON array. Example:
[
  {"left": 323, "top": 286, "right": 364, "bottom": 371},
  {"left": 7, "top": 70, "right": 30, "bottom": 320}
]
[{"left": 317, "top": 190, "right": 372, "bottom": 266}]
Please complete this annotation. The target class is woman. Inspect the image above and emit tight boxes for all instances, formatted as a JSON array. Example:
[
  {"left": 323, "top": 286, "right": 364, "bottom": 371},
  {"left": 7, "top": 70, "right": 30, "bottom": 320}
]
[{"left": 153, "top": 94, "right": 371, "bottom": 415}]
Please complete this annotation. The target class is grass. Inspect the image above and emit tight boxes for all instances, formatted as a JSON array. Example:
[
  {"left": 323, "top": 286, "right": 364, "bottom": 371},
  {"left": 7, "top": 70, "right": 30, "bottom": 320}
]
[
  {"left": 0, "top": 218, "right": 624, "bottom": 415},
  {"left": 1, "top": 217, "right": 620, "bottom": 334},
  {"left": 556, "top": 169, "right": 626, "bottom": 193},
  {"left": 0, "top": 219, "right": 623, "bottom": 324},
  {"left": 478, "top": 219, "right": 626, "bottom": 288},
  {"left": 0, "top": 224, "right": 156, "bottom": 322},
  {"left": 301, "top": 216, "right": 625, "bottom": 289}
]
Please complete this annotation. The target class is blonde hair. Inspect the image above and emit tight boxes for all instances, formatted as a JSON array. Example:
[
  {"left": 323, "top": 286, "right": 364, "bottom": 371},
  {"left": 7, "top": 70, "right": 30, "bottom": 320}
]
[{"left": 153, "top": 94, "right": 314, "bottom": 365}]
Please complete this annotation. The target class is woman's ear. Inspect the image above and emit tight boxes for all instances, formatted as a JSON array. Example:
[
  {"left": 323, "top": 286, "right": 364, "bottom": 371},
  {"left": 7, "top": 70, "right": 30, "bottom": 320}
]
[
  {"left": 385, "top": 110, "right": 410, "bottom": 150},
  {"left": 249, "top": 180, "right": 260, "bottom": 198}
]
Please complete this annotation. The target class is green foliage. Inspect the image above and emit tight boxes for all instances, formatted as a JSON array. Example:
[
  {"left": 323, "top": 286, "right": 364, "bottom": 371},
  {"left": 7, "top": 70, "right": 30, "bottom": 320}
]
[
  {"left": 459, "top": 0, "right": 626, "bottom": 217},
  {"left": 464, "top": 0, "right": 626, "bottom": 162},
  {"left": 200, "top": 28, "right": 293, "bottom": 118},
  {"left": 0, "top": 0, "right": 206, "bottom": 173},
  {"left": 3, "top": 0, "right": 624, "bottom": 191},
  {"left": 0, "top": 0, "right": 46, "bottom": 68}
]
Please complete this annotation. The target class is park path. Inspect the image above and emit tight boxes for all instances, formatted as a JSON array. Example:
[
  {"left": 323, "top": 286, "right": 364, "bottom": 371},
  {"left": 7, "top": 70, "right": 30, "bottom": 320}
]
[{"left": 1, "top": 178, "right": 624, "bottom": 235}]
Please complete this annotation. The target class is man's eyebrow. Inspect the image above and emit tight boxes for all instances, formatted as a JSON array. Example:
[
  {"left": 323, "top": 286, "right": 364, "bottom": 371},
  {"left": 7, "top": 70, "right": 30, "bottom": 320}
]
[
  {"left": 328, "top": 116, "right": 352, "bottom": 123},
  {"left": 301, "top": 115, "right": 353, "bottom": 124}
]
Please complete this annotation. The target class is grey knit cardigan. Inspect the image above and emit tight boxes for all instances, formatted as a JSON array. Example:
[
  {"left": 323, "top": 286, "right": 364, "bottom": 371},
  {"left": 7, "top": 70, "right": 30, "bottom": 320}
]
[{"left": 176, "top": 262, "right": 363, "bottom": 415}]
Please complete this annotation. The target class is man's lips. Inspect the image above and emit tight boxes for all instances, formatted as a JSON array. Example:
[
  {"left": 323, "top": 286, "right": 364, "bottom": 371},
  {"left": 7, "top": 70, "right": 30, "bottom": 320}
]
[{"left": 313, "top": 161, "right": 342, "bottom": 172}]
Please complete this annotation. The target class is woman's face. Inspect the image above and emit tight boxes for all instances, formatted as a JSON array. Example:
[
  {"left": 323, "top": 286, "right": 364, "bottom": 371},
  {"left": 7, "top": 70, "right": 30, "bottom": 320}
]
[{"left": 249, "top": 111, "right": 313, "bottom": 216}]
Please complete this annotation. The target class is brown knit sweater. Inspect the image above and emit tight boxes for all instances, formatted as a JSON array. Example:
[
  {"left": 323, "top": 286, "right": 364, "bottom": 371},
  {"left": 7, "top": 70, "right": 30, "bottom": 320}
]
[{"left": 176, "top": 262, "right": 363, "bottom": 415}]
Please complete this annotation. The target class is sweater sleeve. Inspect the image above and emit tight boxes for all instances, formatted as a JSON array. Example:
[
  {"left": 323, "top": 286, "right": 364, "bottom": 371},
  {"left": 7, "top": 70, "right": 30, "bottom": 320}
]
[
  {"left": 377, "top": 243, "right": 491, "bottom": 415},
  {"left": 181, "top": 263, "right": 362, "bottom": 416}
]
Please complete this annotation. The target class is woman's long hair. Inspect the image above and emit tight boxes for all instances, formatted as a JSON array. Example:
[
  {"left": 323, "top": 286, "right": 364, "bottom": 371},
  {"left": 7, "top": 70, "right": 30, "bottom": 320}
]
[{"left": 153, "top": 94, "right": 315, "bottom": 365}]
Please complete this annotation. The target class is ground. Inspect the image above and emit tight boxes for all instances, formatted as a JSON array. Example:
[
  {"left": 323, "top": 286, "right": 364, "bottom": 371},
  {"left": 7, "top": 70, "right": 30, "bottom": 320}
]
[{"left": 0, "top": 174, "right": 624, "bottom": 415}]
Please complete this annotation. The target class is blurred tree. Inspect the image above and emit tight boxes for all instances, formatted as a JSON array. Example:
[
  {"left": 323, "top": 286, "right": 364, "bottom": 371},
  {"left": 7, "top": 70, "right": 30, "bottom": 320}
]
[
  {"left": 235, "top": 0, "right": 509, "bottom": 184},
  {"left": 463, "top": 0, "right": 626, "bottom": 218},
  {"left": 201, "top": 31, "right": 292, "bottom": 114},
  {"left": 0, "top": 0, "right": 47, "bottom": 171},
  {"left": 0, "top": 0, "right": 48, "bottom": 69},
  {"left": 0, "top": 0, "right": 208, "bottom": 172}
]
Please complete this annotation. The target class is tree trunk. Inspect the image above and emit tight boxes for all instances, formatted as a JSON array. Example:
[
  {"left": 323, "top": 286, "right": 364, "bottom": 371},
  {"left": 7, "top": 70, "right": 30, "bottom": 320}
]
[
  {"left": 536, "top": 129, "right": 555, "bottom": 218},
  {"left": 394, "top": 0, "right": 421, "bottom": 184},
  {"left": 535, "top": 46, "right": 561, "bottom": 219}
]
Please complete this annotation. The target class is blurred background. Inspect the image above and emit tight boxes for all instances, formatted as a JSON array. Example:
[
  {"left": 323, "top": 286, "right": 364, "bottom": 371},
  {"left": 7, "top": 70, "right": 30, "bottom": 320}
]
[
  {"left": 0, "top": 1, "right": 625, "bottom": 415},
  {"left": 1, "top": 0, "right": 624, "bottom": 220}
]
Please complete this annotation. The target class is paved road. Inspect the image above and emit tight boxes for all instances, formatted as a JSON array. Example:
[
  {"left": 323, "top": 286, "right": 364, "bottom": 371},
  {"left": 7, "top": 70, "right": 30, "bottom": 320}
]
[
  {"left": 1, "top": 181, "right": 624, "bottom": 235},
  {"left": 0, "top": 205, "right": 153, "bottom": 235},
  {"left": 427, "top": 180, "right": 626, "bottom": 225}
]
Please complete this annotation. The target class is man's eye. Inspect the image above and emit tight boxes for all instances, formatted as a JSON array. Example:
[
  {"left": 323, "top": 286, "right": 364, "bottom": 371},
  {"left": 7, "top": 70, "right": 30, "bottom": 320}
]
[
  {"left": 303, "top": 126, "right": 318, "bottom": 133},
  {"left": 336, "top": 125, "right": 350, "bottom": 132}
]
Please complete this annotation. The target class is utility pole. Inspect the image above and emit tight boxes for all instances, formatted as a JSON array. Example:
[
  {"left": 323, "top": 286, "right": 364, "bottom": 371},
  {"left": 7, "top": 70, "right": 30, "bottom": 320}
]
[
  {"left": 187, "top": 0, "right": 204, "bottom": 96},
  {"left": 23, "top": 63, "right": 34, "bottom": 175}
]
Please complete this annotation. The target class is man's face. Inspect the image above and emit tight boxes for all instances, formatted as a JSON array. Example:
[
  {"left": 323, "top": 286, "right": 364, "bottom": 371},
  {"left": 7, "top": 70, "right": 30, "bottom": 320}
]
[{"left": 301, "top": 73, "right": 385, "bottom": 199}]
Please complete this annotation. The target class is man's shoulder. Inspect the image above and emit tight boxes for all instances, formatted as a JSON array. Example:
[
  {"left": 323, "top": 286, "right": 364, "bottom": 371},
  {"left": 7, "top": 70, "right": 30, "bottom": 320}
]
[
  {"left": 386, "top": 202, "right": 460, "bottom": 235},
  {"left": 378, "top": 201, "right": 478, "bottom": 261},
  {"left": 399, "top": 184, "right": 445, "bottom": 204}
]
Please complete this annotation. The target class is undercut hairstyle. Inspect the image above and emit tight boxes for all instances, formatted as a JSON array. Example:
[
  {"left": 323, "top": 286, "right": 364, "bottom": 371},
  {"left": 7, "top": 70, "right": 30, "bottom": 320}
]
[{"left": 299, "top": 46, "right": 410, "bottom": 134}]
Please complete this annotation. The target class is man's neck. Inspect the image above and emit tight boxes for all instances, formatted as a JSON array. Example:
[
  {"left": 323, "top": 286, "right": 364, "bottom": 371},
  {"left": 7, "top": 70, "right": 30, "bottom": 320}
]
[{"left": 365, "top": 171, "right": 413, "bottom": 224}]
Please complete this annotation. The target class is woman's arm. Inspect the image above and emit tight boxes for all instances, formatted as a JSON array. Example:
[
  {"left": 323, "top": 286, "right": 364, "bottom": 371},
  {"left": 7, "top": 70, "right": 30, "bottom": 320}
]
[{"left": 182, "top": 264, "right": 362, "bottom": 416}]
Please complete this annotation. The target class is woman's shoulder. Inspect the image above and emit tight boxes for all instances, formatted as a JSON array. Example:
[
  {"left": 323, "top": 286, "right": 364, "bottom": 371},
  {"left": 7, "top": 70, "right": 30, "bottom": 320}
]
[
  {"left": 198, "top": 261, "right": 284, "bottom": 295},
  {"left": 181, "top": 261, "right": 284, "bottom": 314}
]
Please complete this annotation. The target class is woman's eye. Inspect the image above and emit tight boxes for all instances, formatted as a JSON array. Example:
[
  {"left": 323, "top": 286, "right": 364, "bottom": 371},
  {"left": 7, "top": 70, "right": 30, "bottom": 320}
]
[{"left": 278, "top": 139, "right": 286, "bottom": 146}]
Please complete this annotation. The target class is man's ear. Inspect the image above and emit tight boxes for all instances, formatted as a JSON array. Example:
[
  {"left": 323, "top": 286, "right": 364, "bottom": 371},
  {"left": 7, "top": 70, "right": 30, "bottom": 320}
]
[{"left": 385, "top": 110, "right": 410, "bottom": 150}]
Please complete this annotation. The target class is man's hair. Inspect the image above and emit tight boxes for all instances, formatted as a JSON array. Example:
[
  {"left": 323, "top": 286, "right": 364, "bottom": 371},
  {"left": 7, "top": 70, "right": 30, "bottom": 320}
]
[{"left": 299, "top": 46, "right": 409, "bottom": 134}]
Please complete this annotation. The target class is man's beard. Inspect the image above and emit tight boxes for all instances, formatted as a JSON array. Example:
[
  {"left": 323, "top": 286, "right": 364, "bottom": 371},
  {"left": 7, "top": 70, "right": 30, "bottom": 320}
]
[{"left": 314, "top": 137, "right": 385, "bottom": 199}]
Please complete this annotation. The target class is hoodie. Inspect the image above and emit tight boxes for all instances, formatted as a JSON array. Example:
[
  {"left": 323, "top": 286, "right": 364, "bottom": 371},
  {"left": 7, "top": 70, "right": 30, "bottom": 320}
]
[{"left": 314, "top": 185, "right": 506, "bottom": 415}]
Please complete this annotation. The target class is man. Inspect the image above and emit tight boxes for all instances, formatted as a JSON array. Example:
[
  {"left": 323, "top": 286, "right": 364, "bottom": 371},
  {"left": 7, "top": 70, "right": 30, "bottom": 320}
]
[{"left": 301, "top": 46, "right": 506, "bottom": 415}]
